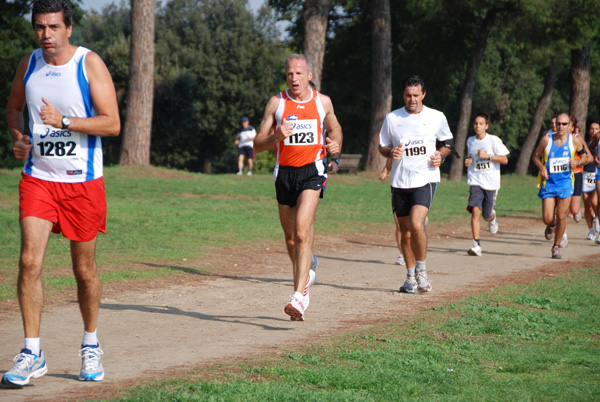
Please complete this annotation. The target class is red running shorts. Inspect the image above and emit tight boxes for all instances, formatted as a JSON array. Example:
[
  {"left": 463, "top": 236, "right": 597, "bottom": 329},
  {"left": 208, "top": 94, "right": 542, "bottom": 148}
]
[{"left": 19, "top": 173, "right": 107, "bottom": 242}]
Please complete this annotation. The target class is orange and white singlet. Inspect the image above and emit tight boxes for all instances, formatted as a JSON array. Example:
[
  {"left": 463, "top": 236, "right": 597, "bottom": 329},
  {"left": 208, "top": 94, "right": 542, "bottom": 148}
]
[{"left": 273, "top": 90, "right": 327, "bottom": 171}]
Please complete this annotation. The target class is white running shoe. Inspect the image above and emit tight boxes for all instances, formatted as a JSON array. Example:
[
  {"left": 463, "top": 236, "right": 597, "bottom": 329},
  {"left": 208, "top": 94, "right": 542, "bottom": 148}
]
[
  {"left": 79, "top": 345, "right": 104, "bottom": 381},
  {"left": 587, "top": 228, "right": 596, "bottom": 240},
  {"left": 489, "top": 210, "right": 498, "bottom": 234},
  {"left": 395, "top": 254, "right": 405, "bottom": 265},
  {"left": 559, "top": 233, "right": 568, "bottom": 248},
  {"left": 596, "top": 237, "right": 600, "bottom": 245},
  {"left": 595, "top": 217, "right": 600, "bottom": 233},
  {"left": 399, "top": 275, "right": 417, "bottom": 294},
  {"left": 1, "top": 349, "right": 48, "bottom": 387},
  {"left": 302, "top": 269, "right": 316, "bottom": 309},
  {"left": 416, "top": 270, "right": 432, "bottom": 293},
  {"left": 285, "top": 293, "right": 305, "bottom": 321},
  {"left": 573, "top": 212, "right": 582, "bottom": 222},
  {"left": 236, "top": 171, "right": 243, "bottom": 175},
  {"left": 247, "top": 171, "right": 252, "bottom": 176},
  {"left": 468, "top": 240, "right": 482, "bottom": 256}
]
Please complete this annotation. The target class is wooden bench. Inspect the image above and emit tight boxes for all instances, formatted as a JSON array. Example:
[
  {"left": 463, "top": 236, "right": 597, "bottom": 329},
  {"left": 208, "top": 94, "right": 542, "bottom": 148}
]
[{"left": 337, "top": 154, "right": 362, "bottom": 174}]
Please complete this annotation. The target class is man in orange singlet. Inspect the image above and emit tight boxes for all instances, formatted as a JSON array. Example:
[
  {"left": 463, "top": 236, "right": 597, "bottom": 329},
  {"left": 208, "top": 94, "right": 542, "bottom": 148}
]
[{"left": 254, "top": 54, "right": 342, "bottom": 321}]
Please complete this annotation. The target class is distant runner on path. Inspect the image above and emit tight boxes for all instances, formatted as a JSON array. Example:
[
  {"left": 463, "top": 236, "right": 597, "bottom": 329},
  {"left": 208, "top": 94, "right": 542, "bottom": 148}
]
[
  {"left": 532, "top": 113, "right": 589, "bottom": 259},
  {"left": 464, "top": 113, "right": 509, "bottom": 256}
]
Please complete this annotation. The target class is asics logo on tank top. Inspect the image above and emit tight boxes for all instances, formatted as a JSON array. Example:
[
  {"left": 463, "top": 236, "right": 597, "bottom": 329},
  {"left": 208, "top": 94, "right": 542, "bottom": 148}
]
[
  {"left": 288, "top": 115, "right": 298, "bottom": 120},
  {"left": 45, "top": 71, "right": 61, "bottom": 77},
  {"left": 297, "top": 105, "right": 305, "bottom": 109}
]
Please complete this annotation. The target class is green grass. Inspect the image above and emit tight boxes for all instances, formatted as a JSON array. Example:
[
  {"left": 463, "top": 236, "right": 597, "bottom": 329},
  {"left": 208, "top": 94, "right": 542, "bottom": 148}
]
[
  {"left": 0, "top": 166, "right": 541, "bottom": 300},
  {"left": 93, "top": 265, "right": 600, "bottom": 402}
]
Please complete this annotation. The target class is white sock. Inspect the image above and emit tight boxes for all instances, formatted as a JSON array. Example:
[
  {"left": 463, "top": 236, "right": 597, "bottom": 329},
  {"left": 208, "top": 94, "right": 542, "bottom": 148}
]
[
  {"left": 24, "top": 337, "right": 41, "bottom": 356},
  {"left": 82, "top": 330, "right": 99, "bottom": 347},
  {"left": 416, "top": 260, "right": 426, "bottom": 272},
  {"left": 407, "top": 267, "right": 416, "bottom": 277}
]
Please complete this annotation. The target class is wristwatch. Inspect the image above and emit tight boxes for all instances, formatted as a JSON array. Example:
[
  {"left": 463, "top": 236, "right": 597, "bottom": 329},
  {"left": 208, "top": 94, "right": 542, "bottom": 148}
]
[
  {"left": 62, "top": 116, "right": 71, "bottom": 129},
  {"left": 332, "top": 158, "right": 340, "bottom": 165},
  {"left": 488, "top": 155, "right": 493, "bottom": 161}
]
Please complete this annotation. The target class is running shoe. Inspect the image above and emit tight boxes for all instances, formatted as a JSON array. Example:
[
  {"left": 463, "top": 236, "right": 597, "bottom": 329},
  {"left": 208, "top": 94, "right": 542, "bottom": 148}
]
[
  {"left": 399, "top": 275, "right": 417, "bottom": 294},
  {"left": 395, "top": 254, "right": 405, "bottom": 265},
  {"left": 310, "top": 254, "right": 319, "bottom": 275},
  {"left": 596, "top": 238, "right": 600, "bottom": 245},
  {"left": 551, "top": 245, "right": 562, "bottom": 259},
  {"left": 247, "top": 171, "right": 252, "bottom": 176},
  {"left": 489, "top": 210, "right": 498, "bottom": 234},
  {"left": 573, "top": 212, "right": 582, "bottom": 223},
  {"left": 416, "top": 271, "right": 432, "bottom": 293},
  {"left": 468, "top": 241, "right": 482, "bottom": 256},
  {"left": 79, "top": 345, "right": 104, "bottom": 381},
  {"left": 544, "top": 225, "right": 555, "bottom": 240},
  {"left": 284, "top": 293, "right": 305, "bottom": 321},
  {"left": 236, "top": 171, "right": 243, "bottom": 175},
  {"left": 559, "top": 233, "right": 568, "bottom": 248},
  {"left": 587, "top": 228, "right": 596, "bottom": 240},
  {"left": 594, "top": 217, "right": 600, "bottom": 233},
  {"left": 1, "top": 349, "right": 47, "bottom": 387},
  {"left": 291, "top": 269, "right": 316, "bottom": 321}
]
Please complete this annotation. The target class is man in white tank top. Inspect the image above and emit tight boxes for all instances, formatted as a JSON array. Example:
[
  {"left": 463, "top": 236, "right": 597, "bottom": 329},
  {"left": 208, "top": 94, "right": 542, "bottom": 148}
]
[{"left": 3, "top": 0, "right": 120, "bottom": 387}]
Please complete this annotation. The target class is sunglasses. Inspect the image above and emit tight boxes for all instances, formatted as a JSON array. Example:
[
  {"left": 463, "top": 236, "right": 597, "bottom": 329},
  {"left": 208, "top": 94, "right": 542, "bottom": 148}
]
[{"left": 556, "top": 122, "right": 569, "bottom": 126}]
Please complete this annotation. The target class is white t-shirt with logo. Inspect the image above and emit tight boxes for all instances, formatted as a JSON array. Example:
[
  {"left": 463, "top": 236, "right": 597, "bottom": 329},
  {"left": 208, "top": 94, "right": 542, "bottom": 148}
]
[
  {"left": 379, "top": 106, "right": 453, "bottom": 189},
  {"left": 466, "top": 134, "right": 510, "bottom": 190}
]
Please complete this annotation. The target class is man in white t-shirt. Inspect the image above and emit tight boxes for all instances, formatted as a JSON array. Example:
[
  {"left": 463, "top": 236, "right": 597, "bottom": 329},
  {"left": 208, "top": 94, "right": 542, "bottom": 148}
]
[
  {"left": 379, "top": 75, "right": 453, "bottom": 294},
  {"left": 464, "top": 113, "right": 509, "bottom": 256},
  {"left": 235, "top": 117, "right": 257, "bottom": 175}
]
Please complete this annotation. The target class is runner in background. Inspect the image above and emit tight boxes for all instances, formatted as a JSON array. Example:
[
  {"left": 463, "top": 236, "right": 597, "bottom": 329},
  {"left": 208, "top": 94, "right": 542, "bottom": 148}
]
[
  {"left": 532, "top": 113, "right": 589, "bottom": 259},
  {"left": 464, "top": 113, "right": 509, "bottom": 256},
  {"left": 582, "top": 120, "right": 599, "bottom": 240}
]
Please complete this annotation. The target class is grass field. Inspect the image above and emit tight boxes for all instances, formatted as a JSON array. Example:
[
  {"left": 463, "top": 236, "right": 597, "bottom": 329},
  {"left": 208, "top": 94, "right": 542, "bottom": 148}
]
[
  {"left": 2, "top": 167, "right": 598, "bottom": 401},
  {"left": 0, "top": 167, "right": 541, "bottom": 300}
]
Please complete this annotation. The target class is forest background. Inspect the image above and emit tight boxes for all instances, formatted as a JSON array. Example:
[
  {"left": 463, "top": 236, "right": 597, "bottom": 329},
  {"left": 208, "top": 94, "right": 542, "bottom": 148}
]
[{"left": 1, "top": 0, "right": 599, "bottom": 177}]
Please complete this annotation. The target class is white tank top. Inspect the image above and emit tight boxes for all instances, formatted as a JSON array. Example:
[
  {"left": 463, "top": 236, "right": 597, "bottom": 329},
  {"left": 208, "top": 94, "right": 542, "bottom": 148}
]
[{"left": 23, "top": 47, "right": 103, "bottom": 183}]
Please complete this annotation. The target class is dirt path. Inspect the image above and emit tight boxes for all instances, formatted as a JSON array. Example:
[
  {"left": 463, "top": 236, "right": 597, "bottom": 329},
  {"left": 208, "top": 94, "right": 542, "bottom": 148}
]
[{"left": 1, "top": 217, "right": 598, "bottom": 401}]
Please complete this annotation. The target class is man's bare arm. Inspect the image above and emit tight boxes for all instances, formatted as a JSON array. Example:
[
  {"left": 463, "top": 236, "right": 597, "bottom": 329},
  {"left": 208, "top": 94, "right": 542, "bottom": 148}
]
[
  {"left": 253, "top": 95, "right": 287, "bottom": 153},
  {"left": 39, "top": 52, "right": 120, "bottom": 136}
]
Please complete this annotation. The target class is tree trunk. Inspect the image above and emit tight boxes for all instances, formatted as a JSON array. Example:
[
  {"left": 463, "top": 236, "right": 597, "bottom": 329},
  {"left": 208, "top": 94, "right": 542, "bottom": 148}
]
[
  {"left": 569, "top": 42, "right": 591, "bottom": 131},
  {"left": 447, "top": 10, "right": 496, "bottom": 181},
  {"left": 302, "top": 0, "right": 331, "bottom": 91},
  {"left": 366, "top": 0, "right": 392, "bottom": 172},
  {"left": 514, "top": 54, "right": 560, "bottom": 175},
  {"left": 120, "top": 0, "right": 155, "bottom": 166}
]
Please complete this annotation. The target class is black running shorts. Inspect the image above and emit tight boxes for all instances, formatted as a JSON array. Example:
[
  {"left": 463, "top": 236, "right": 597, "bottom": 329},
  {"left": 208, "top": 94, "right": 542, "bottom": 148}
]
[
  {"left": 275, "top": 163, "right": 326, "bottom": 207},
  {"left": 391, "top": 182, "right": 437, "bottom": 218}
]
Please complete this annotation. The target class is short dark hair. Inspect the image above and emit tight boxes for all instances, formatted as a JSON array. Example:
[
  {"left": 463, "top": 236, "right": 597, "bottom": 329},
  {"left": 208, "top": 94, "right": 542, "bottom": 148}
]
[
  {"left": 474, "top": 113, "right": 489, "bottom": 123},
  {"left": 402, "top": 75, "right": 426, "bottom": 93},
  {"left": 32, "top": 0, "right": 73, "bottom": 28}
]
